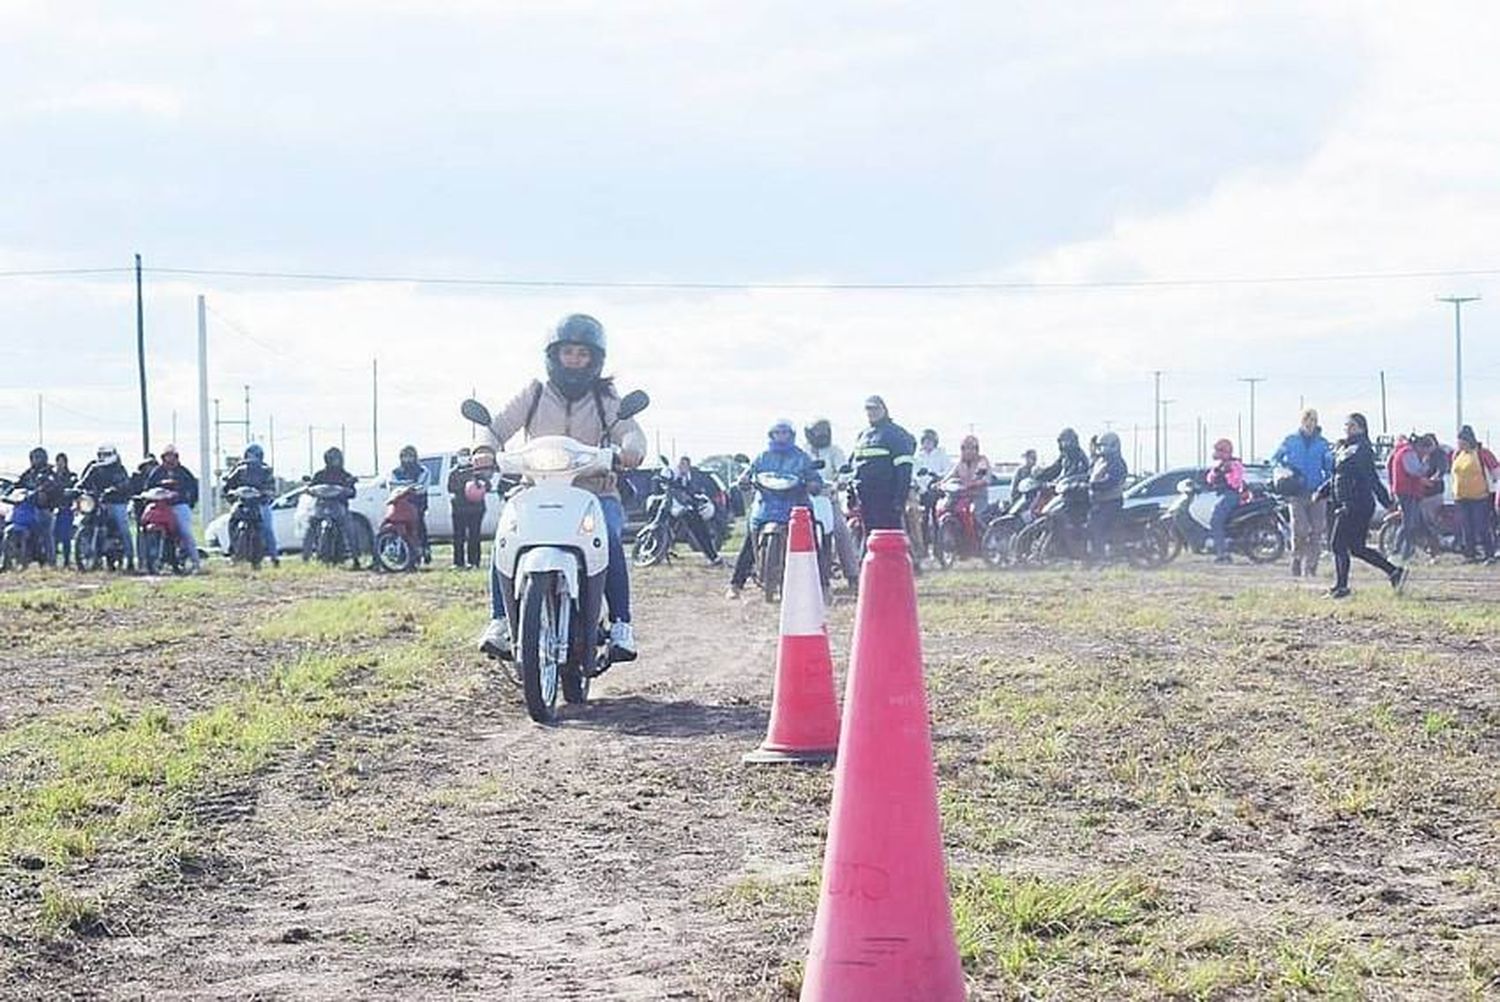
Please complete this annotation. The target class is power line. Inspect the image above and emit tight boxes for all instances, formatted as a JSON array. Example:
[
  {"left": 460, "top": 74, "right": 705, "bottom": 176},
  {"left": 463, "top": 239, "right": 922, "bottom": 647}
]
[
  {"left": 0, "top": 266, "right": 133, "bottom": 279},
  {"left": 146, "top": 264, "right": 1500, "bottom": 293}
]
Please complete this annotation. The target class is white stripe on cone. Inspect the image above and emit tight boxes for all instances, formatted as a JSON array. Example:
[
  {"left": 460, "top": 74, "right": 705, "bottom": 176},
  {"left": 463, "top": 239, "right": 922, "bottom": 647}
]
[{"left": 780, "top": 549, "right": 826, "bottom": 637}]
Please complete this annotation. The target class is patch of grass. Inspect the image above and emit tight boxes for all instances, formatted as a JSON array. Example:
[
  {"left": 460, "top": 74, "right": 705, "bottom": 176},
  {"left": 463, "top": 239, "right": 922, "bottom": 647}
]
[
  {"left": 256, "top": 590, "right": 431, "bottom": 642},
  {"left": 952, "top": 870, "right": 1159, "bottom": 982},
  {"left": 37, "top": 884, "right": 107, "bottom": 938}
]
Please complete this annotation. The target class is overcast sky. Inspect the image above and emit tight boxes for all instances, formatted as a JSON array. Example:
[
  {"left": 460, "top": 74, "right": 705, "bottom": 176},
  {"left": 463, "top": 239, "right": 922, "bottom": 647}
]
[{"left": 3, "top": 2, "right": 1498, "bottom": 478}]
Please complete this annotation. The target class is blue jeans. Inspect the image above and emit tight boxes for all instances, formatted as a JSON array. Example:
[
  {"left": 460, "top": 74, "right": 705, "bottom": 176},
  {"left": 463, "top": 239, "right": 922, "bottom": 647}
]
[
  {"left": 105, "top": 502, "right": 136, "bottom": 565},
  {"left": 1395, "top": 495, "right": 1426, "bottom": 559},
  {"left": 1210, "top": 493, "right": 1239, "bottom": 559},
  {"left": 31, "top": 510, "right": 56, "bottom": 565},
  {"left": 488, "top": 495, "right": 630, "bottom": 624},
  {"left": 258, "top": 503, "right": 278, "bottom": 557},
  {"left": 171, "top": 503, "right": 201, "bottom": 568}
]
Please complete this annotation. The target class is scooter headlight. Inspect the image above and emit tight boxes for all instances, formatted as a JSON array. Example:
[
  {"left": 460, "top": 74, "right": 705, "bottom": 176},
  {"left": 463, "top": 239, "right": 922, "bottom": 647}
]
[
  {"left": 579, "top": 511, "right": 597, "bottom": 535},
  {"left": 498, "top": 503, "right": 520, "bottom": 534}
]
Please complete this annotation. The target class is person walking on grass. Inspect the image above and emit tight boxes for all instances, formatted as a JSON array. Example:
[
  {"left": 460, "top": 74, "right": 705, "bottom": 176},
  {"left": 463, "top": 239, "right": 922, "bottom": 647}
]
[
  {"left": 1270, "top": 408, "right": 1334, "bottom": 577},
  {"left": 1451, "top": 425, "right": 1499, "bottom": 563},
  {"left": 1315, "top": 413, "right": 1406, "bottom": 599}
]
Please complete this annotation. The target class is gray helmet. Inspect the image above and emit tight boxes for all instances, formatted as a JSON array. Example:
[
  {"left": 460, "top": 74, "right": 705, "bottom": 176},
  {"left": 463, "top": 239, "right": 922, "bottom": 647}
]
[
  {"left": 545, "top": 314, "right": 607, "bottom": 401},
  {"left": 1058, "top": 427, "right": 1079, "bottom": 450},
  {"left": 243, "top": 443, "right": 264, "bottom": 463},
  {"left": 1097, "top": 432, "right": 1121, "bottom": 455},
  {"left": 804, "top": 418, "right": 832, "bottom": 449},
  {"left": 324, "top": 447, "right": 344, "bottom": 468}
]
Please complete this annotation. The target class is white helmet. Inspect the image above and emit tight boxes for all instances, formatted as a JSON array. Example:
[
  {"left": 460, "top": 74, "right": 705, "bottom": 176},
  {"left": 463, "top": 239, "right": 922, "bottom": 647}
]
[{"left": 96, "top": 444, "right": 119, "bottom": 465}]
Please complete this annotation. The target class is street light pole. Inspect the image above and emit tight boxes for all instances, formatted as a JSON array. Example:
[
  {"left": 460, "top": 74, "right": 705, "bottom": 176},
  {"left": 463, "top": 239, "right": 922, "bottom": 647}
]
[
  {"left": 1437, "top": 295, "right": 1480, "bottom": 433},
  {"left": 1160, "top": 399, "right": 1175, "bottom": 468},
  {"left": 1238, "top": 377, "right": 1265, "bottom": 462}
]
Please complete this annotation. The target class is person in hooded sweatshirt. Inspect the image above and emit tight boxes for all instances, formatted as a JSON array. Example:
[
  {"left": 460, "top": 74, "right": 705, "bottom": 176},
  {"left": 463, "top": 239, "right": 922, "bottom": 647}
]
[
  {"left": 1270, "top": 408, "right": 1334, "bottom": 576},
  {"left": 1315, "top": 413, "right": 1406, "bottom": 599}
]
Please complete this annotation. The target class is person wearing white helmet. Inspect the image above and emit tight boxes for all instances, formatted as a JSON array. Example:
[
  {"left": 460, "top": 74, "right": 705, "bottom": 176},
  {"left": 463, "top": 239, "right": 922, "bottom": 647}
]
[{"left": 78, "top": 445, "right": 136, "bottom": 571}]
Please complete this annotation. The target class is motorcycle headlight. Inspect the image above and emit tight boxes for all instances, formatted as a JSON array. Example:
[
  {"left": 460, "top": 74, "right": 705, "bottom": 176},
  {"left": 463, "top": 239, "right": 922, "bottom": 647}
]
[{"left": 78, "top": 495, "right": 97, "bottom": 514}]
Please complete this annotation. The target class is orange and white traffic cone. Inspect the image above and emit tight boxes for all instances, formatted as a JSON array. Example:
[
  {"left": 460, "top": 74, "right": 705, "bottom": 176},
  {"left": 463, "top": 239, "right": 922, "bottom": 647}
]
[
  {"left": 800, "top": 528, "right": 964, "bottom": 1001},
  {"left": 742, "top": 507, "right": 840, "bottom": 765}
]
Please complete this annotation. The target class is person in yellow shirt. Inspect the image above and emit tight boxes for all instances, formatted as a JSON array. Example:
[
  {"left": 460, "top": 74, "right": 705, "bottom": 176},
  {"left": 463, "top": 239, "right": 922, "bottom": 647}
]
[{"left": 1451, "top": 425, "right": 1499, "bottom": 562}]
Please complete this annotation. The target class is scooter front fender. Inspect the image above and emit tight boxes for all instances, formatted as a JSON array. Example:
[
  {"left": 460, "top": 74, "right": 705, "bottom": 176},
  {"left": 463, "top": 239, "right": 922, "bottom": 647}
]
[{"left": 513, "top": 546, "right": 581, "bottom": 600}]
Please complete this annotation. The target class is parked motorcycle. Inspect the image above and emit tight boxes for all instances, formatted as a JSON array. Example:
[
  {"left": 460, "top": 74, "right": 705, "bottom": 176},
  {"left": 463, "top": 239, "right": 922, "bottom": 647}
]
[
  {"left": 1162, "top": 479, "right": 1286, "bottom": 563},
  {"left": 462, "top": 390, "right": 651, "bottom": 724},
  {"left": 298, "top": 483, "right": 358, "bottom": 566},
  {"left": 226, "top": 485, "right": 272, "bottom": 569},
  {"left": 72, "top": 488, "right": 128, "bottom": 571},
  {"left": 981, "top": 477, "right": 1052, "bottom": 567},
  {"left": 0, "top": 486, "right": 45, "bottom": 571},
  {"left": 632, "top": 467, "right": 717, "bottom": 567},
  {"left": 1376, "top": 503, "right": 1465, "bottom": 559},
  {"left": 373, "top": 483, "right": 425, "bottom": 572},
  {"left": 136, "top": 486, "right": 185, "bottom": 575}
]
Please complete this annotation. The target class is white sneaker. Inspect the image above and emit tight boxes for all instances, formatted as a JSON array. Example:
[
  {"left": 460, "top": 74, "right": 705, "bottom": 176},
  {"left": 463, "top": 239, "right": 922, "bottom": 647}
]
[
  {"left": 608, "top": 621, "right": 637, "bottom": 662},
  {"left": 478, "top": 618, "right": 512, "bottom": 660}
]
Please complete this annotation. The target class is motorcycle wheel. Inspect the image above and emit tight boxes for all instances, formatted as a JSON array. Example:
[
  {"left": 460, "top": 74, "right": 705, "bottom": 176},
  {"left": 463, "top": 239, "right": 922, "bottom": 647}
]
[
  {"left": 318, "top": 523, "right": 339, "bottom": 565},
  {"left": 518, "top": 571, "right": 564, "bottom": 724},
  {"left": 1157, "top": 522, "right": 1183, "bottom": 564},
  {"left": 933, "top": 521, "right": 960, "bottom": 570},
  {"left": 1, "top": 533, "right": 19, "bottom": 572},
  {"left": 760, "top": 532, "right": 785, "bottom": 603},
  {"left": 1012, "top": 520, "right": 1050, "bottom": 567},
  {"left": 1242, "top": 516, "right": 1287, "bottom": 564},
  {"left": 1377, "top": 518, "right": 1401, "bottom": 558},
  {"left": 374, "top": 529, "right": 415, "bottom": 572},
  {"left": 632, "top": 523, "right": 670, "bottom": 567},
  {"left": 1124, "top": 523, "right": 1169, "bottom": 569},
  {"left": 141, "top": 531, "right": 163, "bottom": 575},
  {"left": 76, "top": 527, "right": 100, "bottom": 572},
  {"left": 981, "top": 521, "right": 1015, "bottom": 568}
]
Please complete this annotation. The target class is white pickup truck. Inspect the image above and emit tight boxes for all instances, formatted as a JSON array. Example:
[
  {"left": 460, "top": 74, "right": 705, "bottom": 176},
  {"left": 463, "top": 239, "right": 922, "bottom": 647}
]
[{"left": 205, "top": 451, "right": 503, "bottom": 556}]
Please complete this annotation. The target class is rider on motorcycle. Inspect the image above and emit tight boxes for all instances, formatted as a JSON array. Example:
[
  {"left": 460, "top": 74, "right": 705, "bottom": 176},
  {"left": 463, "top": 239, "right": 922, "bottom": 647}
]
[
  {"left": 668, "top": 457, "right": 723, "bottom": 565},
  {"left": 1087, "top": 431, "right": 1128, "bottom": 562},
  {"left": 17, "top": 448, "right": 61, "bottom": 566},
  {"left": 803, "top": 417, "right": 859, "bottom": 587},
  {"left": 310, "top": 446, "right": 363, "bottom": 569},
  {"left": 144, "top": 445, "right": 203, "bottom": 573},
  {"left": 391, "top": 445, "right": 432, "bottom": 565},
  {"left": 727, "top": 420, "right": 822, "bottom": 598},
  {"left": 476, "top": 314, "right": 646, "bottom": 663},
  {"left": 1034, "top": 427, "right": 1091, "bottom": 484},
  {"left": 946, "top": 435, "right": 992, "bottom": 504},
  {"left": 76, "top": 445, "right": 135, "bottom": 571},
  {"left": 224, "top": 443, "right": 280, "bottom": 566},
  {"left": 1205, "top": 439, "right": 1247, "bottom": 564}
]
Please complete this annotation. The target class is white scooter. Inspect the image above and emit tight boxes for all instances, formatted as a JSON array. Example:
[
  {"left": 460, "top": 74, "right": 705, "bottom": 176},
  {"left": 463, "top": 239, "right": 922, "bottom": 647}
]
[{"left": 461, "top": 391, "right": 649, "bottom": 724}]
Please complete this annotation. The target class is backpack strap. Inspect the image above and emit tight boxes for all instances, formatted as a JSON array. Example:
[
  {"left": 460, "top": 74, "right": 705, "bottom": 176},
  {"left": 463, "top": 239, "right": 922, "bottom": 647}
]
[
  {"left": 523, "top": 382, "right": 545, "bottom": 435},
  {"left": 594, "top": 386, "right": 609, "bottom": 446}
]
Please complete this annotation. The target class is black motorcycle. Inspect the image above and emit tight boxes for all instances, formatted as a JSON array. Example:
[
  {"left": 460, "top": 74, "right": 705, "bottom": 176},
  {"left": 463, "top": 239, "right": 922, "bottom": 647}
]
[
  {"left": 981, "top": 476, "right": 1048, "bottom": 567},
  {"left": 632, "top": 470, "right": 716, "bottom": 567},
  {"left": 300, "top": 483, "right": 358, "bottom": 566},
  {"left": 1161, "top": 479, "right": 1286, "bottom": 563},
  {"left": 227, "top": 486, "right": 272, "bottom": 569},
  {"left": 72, "top": 487, "right": 129, "bottom": 571},
  {"left": 1014, "top": 479, "right": 1169, "bottom": 568}
]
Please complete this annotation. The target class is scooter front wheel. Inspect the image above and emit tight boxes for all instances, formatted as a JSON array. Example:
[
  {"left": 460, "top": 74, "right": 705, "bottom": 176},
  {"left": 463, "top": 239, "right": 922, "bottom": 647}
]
[
  {"left": 518, "top": 571, "right": 564, "bottom": 724},
  {"left": 374, "top": 529, "right": 416, "bottom": 572}
]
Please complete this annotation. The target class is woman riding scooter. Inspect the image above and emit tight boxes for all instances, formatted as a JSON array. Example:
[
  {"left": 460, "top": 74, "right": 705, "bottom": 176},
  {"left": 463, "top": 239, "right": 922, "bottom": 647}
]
[
  {"left": 475, "top": 314, "right": 646, "bottom": 664},
  {"left": 727, "top": 420, "right": 822, "bottom": 598}
]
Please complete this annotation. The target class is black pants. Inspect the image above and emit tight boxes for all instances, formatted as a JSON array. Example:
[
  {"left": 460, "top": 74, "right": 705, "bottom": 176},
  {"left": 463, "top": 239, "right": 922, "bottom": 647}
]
[
  {"left": 858, "top": 488, "right": 904, "bottom": 531},
  {"left": 681, "top": 509, "right": 719, "bottom": 561},
  {"left": 451, "top": 505, "right": 483, "bottom": 567},
  {"left": 1088, "top": 498, "right": 1121, "bottom": 561},
  {"left": 1329, "top": 503, "right": 1396, "bottom": 589},
  {"left": 731, "top": 526, "right": 761, "bottom": 587}
]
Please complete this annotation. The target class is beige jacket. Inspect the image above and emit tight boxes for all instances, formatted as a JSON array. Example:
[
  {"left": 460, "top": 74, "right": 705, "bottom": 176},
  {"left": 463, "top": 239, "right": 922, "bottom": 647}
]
[{"left": 484, "top": 379, "right": 646, "bottom": 498}]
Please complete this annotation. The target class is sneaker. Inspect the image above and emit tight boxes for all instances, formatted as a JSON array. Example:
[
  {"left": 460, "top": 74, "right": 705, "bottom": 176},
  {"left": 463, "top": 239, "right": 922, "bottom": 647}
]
[
  {"left": 608, "top": 621, "right": 637, "bottom": 663},
  {"left": 707, "top": 555, "right": 724, "bottom": 568},
  {"left": 1390, "top": 566, "right": 1409, "bottom": 594},
  {"left": 725, "top": 583, "right": 742, "bottom": 599},
  {"left": 1328, "top": 585, "right": 1351, "bottom": 600},
  {"left": 1290, "top": 557, "right": 1302, "bottom": 578},
  {"left": 478, "top": 618, "right": 512, "bottom": 660}
]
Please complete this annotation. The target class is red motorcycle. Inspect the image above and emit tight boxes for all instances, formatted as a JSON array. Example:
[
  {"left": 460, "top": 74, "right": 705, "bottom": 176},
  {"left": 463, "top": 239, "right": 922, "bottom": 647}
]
[
  {"left": 137, "top": 485, "right": 185, "bottom": 575},
  {"left": 931, "top": 478, "right": 990, "bottom": 568},
  {"left": 373, "top": 484, "right": 424, "bottom": 572}
]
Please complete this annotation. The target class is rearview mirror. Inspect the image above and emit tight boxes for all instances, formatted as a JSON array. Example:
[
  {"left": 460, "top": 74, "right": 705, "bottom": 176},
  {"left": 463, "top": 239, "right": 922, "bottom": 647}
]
[
  {"left": 461, "top": 398, "right": 493, "bottom": 428},
  {"left": 617, "top": 390, "right": 650, "bottom": 422}
]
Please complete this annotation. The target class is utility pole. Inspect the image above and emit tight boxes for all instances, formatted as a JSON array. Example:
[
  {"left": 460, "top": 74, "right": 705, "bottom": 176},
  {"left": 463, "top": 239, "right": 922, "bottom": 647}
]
[
  {"left": 1437, "top": 295, "right": 1480, "bottom": 433},
  {"left": 135, "top": 253, "right": 151, "bottom": 456},
  {"left": 1152, "top": 370, "right": 1163, "bottom": 473},
  {"left": 307, "top": 425, "right": 314, "bottom": 477},
  {"left": 36, "top": 394, "right": 42, "bottom": 443},
  {"left": 171, "top": 410, "right": 178, "bottom": 444},
  {"left": 371, "top": 358, "right": 380, "bottom": 476},
  {"left": 268, "top": 414, "right": 276, "bottom": 471},
  {"left": 1378, "top": 370, "right": 1389, "bottom": 436},
  {"left": 214, "top": 398, "right": 221, "bottom": 475},
  {"left": 470, "top": 386, "right": 478, "bottom": 441},
  {"left": 1238, "top": 377, "right": 1266, "bottom": 462},
  {"left": 1132, "top": 424, "right": 1140, "bottom": 475},
  {"left": 243, "top": 385, "right": 251, "bottom": 450},
  {"left": 1195, "top": 416, "right": 1203, "bottom": 466},
  {"left": 197, "top": 295, "right": 213, "bottom": 521},
  {"left": 1160, "top": 399, "right": 1175, "bottom": 468}
]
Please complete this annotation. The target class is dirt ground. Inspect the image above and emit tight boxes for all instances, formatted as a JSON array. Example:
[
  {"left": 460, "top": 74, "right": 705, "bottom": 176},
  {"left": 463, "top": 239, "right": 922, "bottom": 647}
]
[{"left": 1, "top": 553, "right": 1497, "bottom": 1000}]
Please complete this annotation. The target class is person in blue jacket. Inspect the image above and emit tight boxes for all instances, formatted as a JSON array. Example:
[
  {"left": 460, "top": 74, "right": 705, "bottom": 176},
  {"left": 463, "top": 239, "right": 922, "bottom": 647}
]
[
  {"left": 727, "top": 419, "right": 822, "bottom": 598},
  {"left": 1270, "top": 407, "right": 1335, "bottom": 577}
]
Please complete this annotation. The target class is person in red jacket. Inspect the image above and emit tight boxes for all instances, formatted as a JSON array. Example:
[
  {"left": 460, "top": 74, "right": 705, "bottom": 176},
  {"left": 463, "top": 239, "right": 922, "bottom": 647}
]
[{"left": 1387, "top": 435, "right": 1433, "bottom": 561}]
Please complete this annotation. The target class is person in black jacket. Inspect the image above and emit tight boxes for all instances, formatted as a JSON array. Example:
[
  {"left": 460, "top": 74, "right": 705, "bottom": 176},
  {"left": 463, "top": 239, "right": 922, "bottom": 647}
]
[
  {"left": 52, "top": 453, "right": 77, "bottom": 566},
  {"left": 310, "top": 446, "right": 363, "bottom": 568},
  {"left": 850, "top": 395, "right": 917, "bottom": 532},
  {"left": 224, "top": 443, "right": 280, "bottom": 566},
  {"left": 1033, "top": 428, "right": 1090, "bottom": 483},
  {"left": 145, "top": 445, "right": 202, "bottom": 573},
  {"left": 78, "top": 444, "right": 136, "bottom": 571},
  {"left": 18, "top": 448, "right": 62, "bottom": 566},
  {"left": 447, "top": 446, "right": 489, "bottom": 569},
  {"left": 1315, "top": 413, "right": 1406, "bottom": 598}
]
